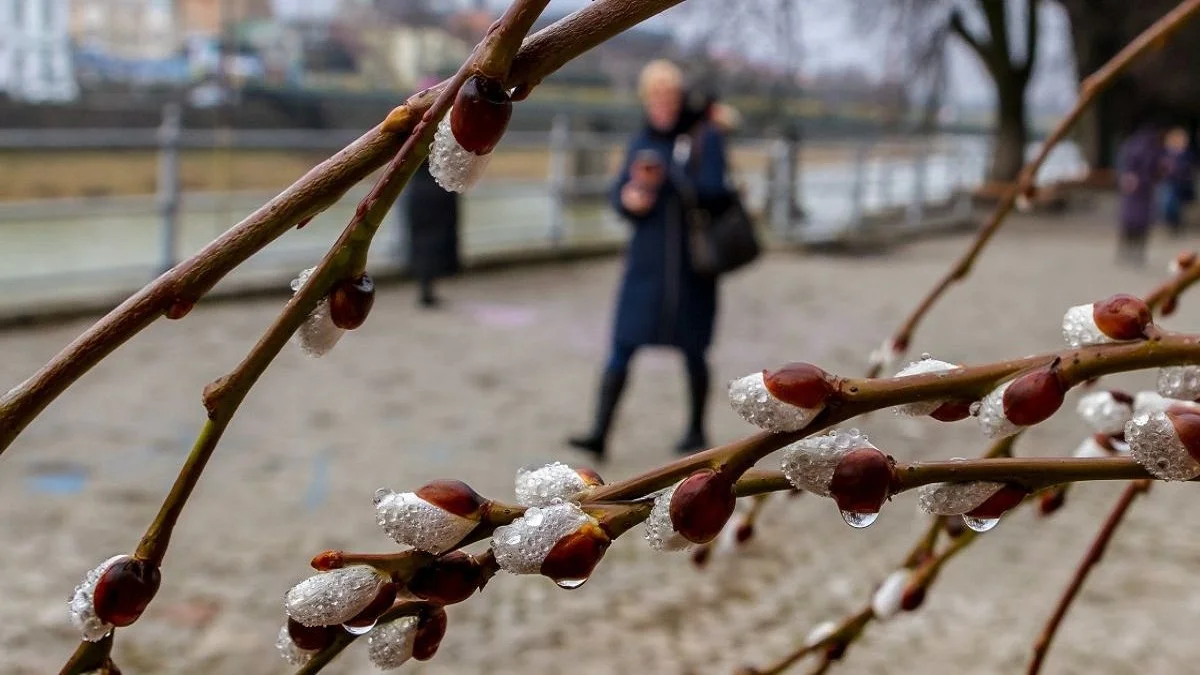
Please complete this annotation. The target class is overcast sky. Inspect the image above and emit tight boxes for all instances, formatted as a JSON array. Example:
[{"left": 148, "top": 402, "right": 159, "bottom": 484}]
[{"left": 272, "top": 0, "right": 1079, "bottom": 111}]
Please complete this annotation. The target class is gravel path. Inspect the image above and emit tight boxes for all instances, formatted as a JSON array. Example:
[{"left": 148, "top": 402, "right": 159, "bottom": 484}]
[{"left": 3, "top": 197, "right": 1200, "bottom": 674}]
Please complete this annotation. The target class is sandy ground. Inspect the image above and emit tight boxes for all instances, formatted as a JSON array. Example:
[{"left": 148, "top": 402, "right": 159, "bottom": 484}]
[{"left": 4, "top": 201, "right": 1200, "bottom": 675}]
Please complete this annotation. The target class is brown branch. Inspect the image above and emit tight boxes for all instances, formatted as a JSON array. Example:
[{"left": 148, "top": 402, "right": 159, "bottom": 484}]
[
  {"left": 0, "top": 0, "right": 688, "bottom": 458},
  {"left": 1145, "top": 251, "right": 1200, "bottom": 312},
  {"left": 865, "top": 0, "right": 1200, "bottom": 378},
  {"left": 1026, "top": 479, "right": 1151, "bottom": 675},
  {"left": 59, "top": 632, "right": 114, "bottom": 675}
]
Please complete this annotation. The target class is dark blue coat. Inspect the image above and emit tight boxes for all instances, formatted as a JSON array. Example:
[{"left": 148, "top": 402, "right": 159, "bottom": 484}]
[
  {"left": 609, "top": 123, "right": 729, "bottom": 354},
  {"left": 1117, "top": 129, "right": 1164, "bottom": 233}
]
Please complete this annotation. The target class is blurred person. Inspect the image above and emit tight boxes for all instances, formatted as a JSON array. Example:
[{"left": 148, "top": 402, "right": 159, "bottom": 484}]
[
  {"left": 402, "top": 80, "right": 461, "bottom": 308},
  {"left": 1116, "top": 122, "right": 1164, "bottom": 267},
  {"left": 567, "top": 60, "right": 732, "bottom": 461},
  {"left": 1161, "top": 126, "right": 1195, "bottom": 236}
]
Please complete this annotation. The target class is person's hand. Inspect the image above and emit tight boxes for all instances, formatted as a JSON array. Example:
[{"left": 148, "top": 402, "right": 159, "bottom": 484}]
[
  {"left": 621, "top": 183, "right": 656, "bottom": 216},
  {"left": 1119, "top": 173, "right": 1138, "bottom": 193}
]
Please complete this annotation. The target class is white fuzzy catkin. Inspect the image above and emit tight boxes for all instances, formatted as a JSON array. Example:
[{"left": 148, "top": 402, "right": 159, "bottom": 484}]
[
  {"left": 284, "top": 566, "right": 386, "bottom": 628},
  {"left": 374, "top": 489, "right": 479, "bottom": 554},
  {"left": 69, "top": 554, "right": 128, "bottom": 641},
  {"left": 428, "top": 116, "right": 492, "bottom": 192},
  {"left": 645, "top": 483, "right": 692, "bottom": 551},
  {"left": 1125, "top": 412, "right": 1200, "bottom": 481},
  {"left": 492, "top": 502, "right": 597, "bottom": 575},
  {"left": 1062, "top": 303, "right": 1114, "bottom": 348},
  {"left": 728, "top": 371, "right": 823, "bottom": 432},
  {"left": 917, "top": 481, "right": 1005, "bottom": 516},
  {"left": 276, "top": 626, "right": 317, "bottom": 666},
  {"left": 1075, "top": 391, "right": 1133, "bottom": 435},
  {"left": 367, "top": 616, "right": 418, "bottom": 670},
  {"left": 871, "top": 570, "right": 910, "bottom": 621},
  {"left": 976, "top": 380, "right": 1023, "bottom": 439},
  {"left": 290, "top": 267, "right": 344, "bottom": 357},
  {"left": 805, "top": 620, "right": 839, "bottom": 648},
  {"left": 1157, "top": 366, "right": 1200, "bottom": 401},
  {"left": 892, "top": 356, "right": 959, "bottom": 416},
  {"left": 514, "top": 462, "right": 594, "bottom": 507},
  {"left": 780, "top": 428, "right": 873, "bottom": 497}
]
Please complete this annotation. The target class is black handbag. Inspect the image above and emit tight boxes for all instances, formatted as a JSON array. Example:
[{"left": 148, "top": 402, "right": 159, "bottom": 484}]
[{"left": 676, "top": 127, "right": 761, "bottom": 277}]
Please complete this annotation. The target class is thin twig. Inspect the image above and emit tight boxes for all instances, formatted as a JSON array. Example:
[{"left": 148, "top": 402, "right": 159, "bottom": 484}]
[
  {"left": 866, "top": 0, "right": 1200, "bottom": 378},
  {"left": 0, "top": 0, "right": 687, "bottom": 457},
  {"left": 1026, "top": 479, "right": 1151, "bottom": 675}
]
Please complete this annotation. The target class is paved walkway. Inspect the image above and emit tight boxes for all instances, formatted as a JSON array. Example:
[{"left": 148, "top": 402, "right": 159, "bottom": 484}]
[{"left": 2, "top": 199, "right": 1200, "bottom": 674}]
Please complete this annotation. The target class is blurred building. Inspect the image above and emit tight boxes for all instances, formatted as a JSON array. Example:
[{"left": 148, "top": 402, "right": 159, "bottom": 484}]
[{"left": 0, "top": 0, "right": 77, "bottom": 101}]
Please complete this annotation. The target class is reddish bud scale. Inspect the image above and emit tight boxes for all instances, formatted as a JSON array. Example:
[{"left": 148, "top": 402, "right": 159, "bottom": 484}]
[
  {"left": 943, "top": 515, "right": 967, "bottom": 539},
  {"left": 1109, "top": 389, "right": 1135, "bottom": 406},
  {"left": 690, "top": 545, "right": 712, "bottom": 568},
  {"left": 826, "top": 641, "right": 848, "bottom": 661},
  {"left": 828, "top": 448, "right": 893, "bottom": 515},
  {"left": 929, "top": 399, "right": 973, "bottom": 422},
  {"left": 412, "top": 607, "right": 449, "bottom": 661},
  {"left": 1166, "top": 407, "right": 1200, "bottom": 462},
  {"left": 92, "top": 557, "right": 161, "bottom": 627},
  {"left": 669, "top": 469, "right": 737, "bottom": 544},
  {"left": 287, "top": 617, "right": 338, "bottom": 651},
  {"left": 900, "top": 584, "right": 926, "bottom": 612},
  {"left": 574, "top": 467, "right": 605, "bottom": 487},
  {"left": 329, "top": 274, "right": 375, "bottom": 330},
  {"left": 415, "top": 480, "right": 487, "bottom": 519},
  {"left": 1178, "top": 251, "right": 1198, "bottom": 269},
  {"left": 966, "top": 485, "right": 1028, "bottom": 519},
  {"left": 164, "top": 298, "right": 194, "bottom": 320},
  {"left": 1038, "top": 487, "right": 1067, "bottom": 516},
  {"left": 449, "top": 75, "right": 512, "bottom": 155},
  {"left": 1092, "top": 294, "right": 1152, "bottom": 341},
  {"left": 344, "top": 581, "right": 398, "bottom": 628},
  {"left": 735, "top": 522, "right": 755, "bottom": 544},
  {"left": 539, "top": 522, "right": 611, "bottom": 584},
  {"left": 762, "top": 362, "right": 834, "bottom": 408},
  {"left": 408, "top": 551, "right": 485, "bottom": 606},
  {"left": 1002, "top": 369, "right": 1066, "bottom": 426},
  {"left": 310, "top": 550, "right": 344, "bottom": 571}
]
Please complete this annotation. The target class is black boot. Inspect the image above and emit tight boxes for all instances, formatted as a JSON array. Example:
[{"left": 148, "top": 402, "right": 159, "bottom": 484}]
[
  {"left": 676, "top": 361, "right": 709, "bottom": 454},
  {"left": 567, "top": 370, "right": 627, "bottom": 463}
]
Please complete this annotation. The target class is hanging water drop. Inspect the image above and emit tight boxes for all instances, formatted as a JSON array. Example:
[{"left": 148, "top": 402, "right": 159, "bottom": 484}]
[
  {"left": 344, "top": 620, "right": 376, "bottom": 636},
  {"left": 962, "top": 515, "right": 1000, "bottom": 532},
  {"left": 840, "top": 510, "right": 879, "bottom": 529},
  {"left": 554, "top": 577, "right": 588, "bottom": 590}
]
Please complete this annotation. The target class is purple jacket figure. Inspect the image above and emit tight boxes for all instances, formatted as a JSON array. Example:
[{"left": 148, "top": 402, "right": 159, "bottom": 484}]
[{"left": 1115, "top": 126, "right": 1164, "bottom": 266}]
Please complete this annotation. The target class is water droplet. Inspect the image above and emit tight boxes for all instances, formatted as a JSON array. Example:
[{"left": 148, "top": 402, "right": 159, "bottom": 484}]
[
  {"left": 373, "top": 488, "right": 391, "bottom": 506},
  {"left": 920, "top": 352, "right": 932, "bottom": 360},
  {"left": 962, "top": 515, "right": 1000, "bottom": 532},
  {"left": 343, "top": 621, "right": 376, "bottom": 635},
  {"left": 840, "top": 510, "right": 878, "bottom": 529},
  {"left": 554, "top": 577, "right": 588, "bottom": 589}
]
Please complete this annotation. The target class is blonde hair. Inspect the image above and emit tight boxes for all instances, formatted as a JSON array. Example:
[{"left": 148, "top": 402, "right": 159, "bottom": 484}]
[{"left": 638, "top": 59, "right": 683, "bottom": 101}]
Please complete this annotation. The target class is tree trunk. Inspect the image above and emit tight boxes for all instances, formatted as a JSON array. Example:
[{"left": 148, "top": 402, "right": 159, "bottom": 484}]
[{"left": 989, "top": 80, "right": 1028, "bottom": 182}]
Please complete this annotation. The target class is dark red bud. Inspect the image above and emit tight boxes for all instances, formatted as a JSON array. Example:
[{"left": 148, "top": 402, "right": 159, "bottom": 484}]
[
  {"left": 416, "top": 480, "right": 487, "bottom": 520},
  {"left": 329, "top": 274, "right": 375, "bottom": 330},
  {"left": 763, "top": 362, "right": 834, "bottom": 408},
  {"left": 826, "top": 640, "right": 848, "bottom": 661},
  {"left": 1038, "top": 486, "right": 1067, "bottom": 516},
  {"left": 93, "top": 557, "right": 162, "bottom": 628},
  {"left": 943, "top": 515, "right": 967, "bottom": 539},
  {"left": 893, "top": 336, "right": 910, "bottom": 352},
  {"left": 310, "top": 550, "right": 344, "bottom": 571},
  {"left": 449, "top": 75, "right": 512, "bottom": 155},
  {"left": 828, "top": 448, "right": 893, "bottom": 515},
  {"left": 412, "top": 607, "right": 448, "bottom": 661},
  {"left": 408, "top": 551, "right": 484, "bottom": 606},
  {"left": 1177, "top": 250, "right": 1197, "bottom": 269},
  {"left": 539, "top": 522, "right": 610, "bottom": 585},
  {"left": 287, "top": 617, "right": 338, "bottom": 651},
  {"left": 930, "top": 399, "right": 973, "bottom": 422},
  {"left": 164, "top": 298, "right": 194, "bottom": 320},
  {"left": 574, "top": 467, "right": 605, "bottom": 487},
  {"left": 1108, "top": 389, "right": 1134, "bottom": 406},
  {"left": 691, "top": 544, "right": 712, "bottom": 568},
  {"left": 344, "top": 581, "right": 398, "bottom": 629},
  {"left": 1166, "top": 407, "right": 1200, "bottom": 462},
  {"left": 1162, "top": 295, "right": 1179, "bottom": 317},
  {"left": 966, "top": 485, "right": 1028, "bottom": 519},
  {"left": 735, "top": 522, "right": 755, "bottom": 544},
  {"left": 669, "top": 469, "right": 737, "bottom": 544},
  {"left": 900, "top": 583, "right": 926, "bottom": 612},
  {"left": 1093, "top": 293, "right": 1152, "bottom": 341},
  {"left": 1002, "top": 369, "right": 1066, "bottom": 426}
]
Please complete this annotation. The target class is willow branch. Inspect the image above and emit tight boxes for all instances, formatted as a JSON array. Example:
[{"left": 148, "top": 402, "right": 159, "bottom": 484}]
[
  {"left": 0, "top": 0, "right": 687, "bottom": 457},
  {"left": 294, "top": 601, "right": 432, "bottom": 675},
  {"left": 1026, "top": 479, "right": 1151, "bottom": 675},
  {"left": 865, "top": 0, "right": 1200, "bottom": 378},
  {"left": 59, "top": 632, "right": 114, "bottom": 675},
  {"left": 1145, "top": 251, "right": 1200, "bottom": 312}
]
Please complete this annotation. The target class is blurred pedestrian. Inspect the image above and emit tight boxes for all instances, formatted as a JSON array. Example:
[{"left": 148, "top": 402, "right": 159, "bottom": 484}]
[
  {"left": 567, "top": 60, "right": 732, "bottom": 461},
  {"left": 1116, "top": 122, "right": 1164, "bottom": 267},
  {"left": 402, "top": 80, "right": 461, "bottom": 308},
  {"left": 1160, "top": 126, "right": 1195, "bottom": 236}
]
